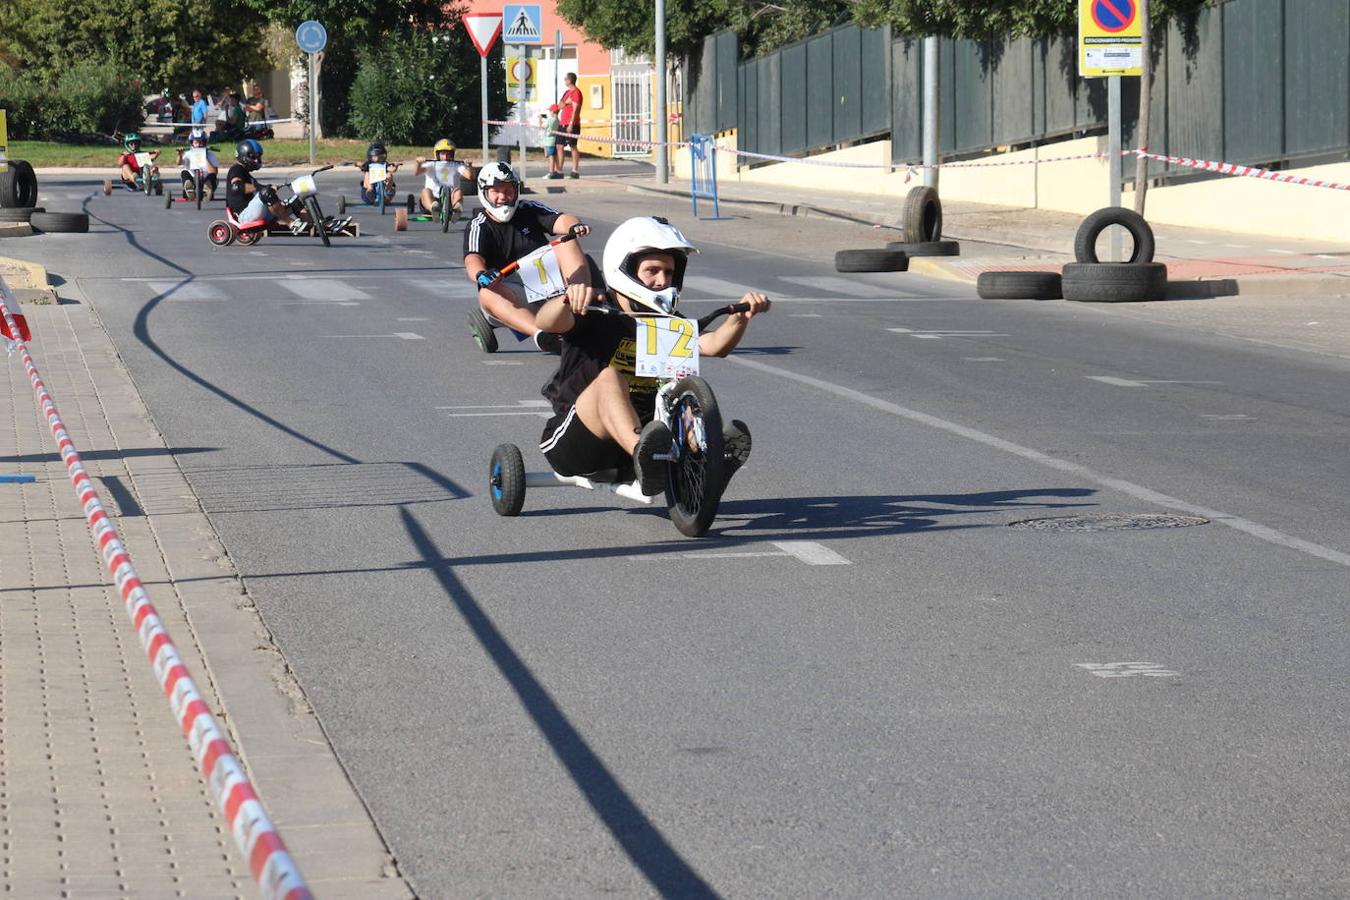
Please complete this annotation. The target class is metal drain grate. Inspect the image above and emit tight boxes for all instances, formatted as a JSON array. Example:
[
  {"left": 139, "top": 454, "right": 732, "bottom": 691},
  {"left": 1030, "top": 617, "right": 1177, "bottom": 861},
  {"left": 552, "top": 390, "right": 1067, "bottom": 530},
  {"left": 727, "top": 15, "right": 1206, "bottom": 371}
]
[{"left": 1008, "top": 513, "right": 1210, "bottom": 532}]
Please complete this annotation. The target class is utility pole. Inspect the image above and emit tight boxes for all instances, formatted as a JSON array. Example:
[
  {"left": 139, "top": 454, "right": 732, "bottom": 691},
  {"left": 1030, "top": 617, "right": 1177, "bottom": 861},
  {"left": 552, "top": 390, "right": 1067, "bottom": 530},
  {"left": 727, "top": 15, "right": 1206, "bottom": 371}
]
[
  {"left": 655, "top": 0, "right": 668, "bottom": 184},
  {"left": 1134, "top": 0, "right": 1152, "bottom": 214},
  {"left": 922, "top": 36, "right": 939, "bottom": 189}
]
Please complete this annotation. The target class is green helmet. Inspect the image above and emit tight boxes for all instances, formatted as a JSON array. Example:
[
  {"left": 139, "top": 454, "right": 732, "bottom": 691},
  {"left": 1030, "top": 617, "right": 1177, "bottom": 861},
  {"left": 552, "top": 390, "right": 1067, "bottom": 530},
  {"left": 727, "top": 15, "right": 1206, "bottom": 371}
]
[{"left": 124, "top": 132, "right": 142, "bottom": 150}]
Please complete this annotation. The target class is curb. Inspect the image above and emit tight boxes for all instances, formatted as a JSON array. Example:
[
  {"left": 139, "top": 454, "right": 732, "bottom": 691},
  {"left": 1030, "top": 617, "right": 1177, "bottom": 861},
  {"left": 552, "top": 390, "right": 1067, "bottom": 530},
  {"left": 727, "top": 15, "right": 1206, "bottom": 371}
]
[
  {"left": 0, "top": 254, "right": 59, "bottom": 304},
  {"left": 0, "top": 222, "right": 34, "bottom": 239}
]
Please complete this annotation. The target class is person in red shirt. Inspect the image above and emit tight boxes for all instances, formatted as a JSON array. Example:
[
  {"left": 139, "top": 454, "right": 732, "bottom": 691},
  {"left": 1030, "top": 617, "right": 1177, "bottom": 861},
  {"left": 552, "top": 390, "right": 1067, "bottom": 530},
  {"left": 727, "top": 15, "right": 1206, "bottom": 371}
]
[
  {"left": 116, "top": 133, "right": 160, "bottom": 191},
  {"left": 551, "top": 72, "right": 583, "bottom": 180}
]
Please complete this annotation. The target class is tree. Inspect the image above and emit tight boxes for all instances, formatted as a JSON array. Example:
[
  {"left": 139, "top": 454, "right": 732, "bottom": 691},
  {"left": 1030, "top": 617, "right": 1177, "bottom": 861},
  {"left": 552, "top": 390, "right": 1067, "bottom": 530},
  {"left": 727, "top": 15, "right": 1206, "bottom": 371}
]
[
  {"left": 849, "top": 0, "right": 1212, "bottom": 39},
  {"left": 0, "top": 0, "right": 270, "bottom": 96},
  {"left": 347, "top": 28, "right": 509, "bottom": 146}
]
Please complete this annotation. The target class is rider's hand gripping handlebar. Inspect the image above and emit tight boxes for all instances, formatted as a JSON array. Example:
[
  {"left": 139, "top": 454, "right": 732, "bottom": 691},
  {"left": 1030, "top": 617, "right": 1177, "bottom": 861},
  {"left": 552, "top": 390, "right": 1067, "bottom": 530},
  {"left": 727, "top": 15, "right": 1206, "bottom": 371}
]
[{"left": 476, "top": 223, "right": 589, "bottom": 290}]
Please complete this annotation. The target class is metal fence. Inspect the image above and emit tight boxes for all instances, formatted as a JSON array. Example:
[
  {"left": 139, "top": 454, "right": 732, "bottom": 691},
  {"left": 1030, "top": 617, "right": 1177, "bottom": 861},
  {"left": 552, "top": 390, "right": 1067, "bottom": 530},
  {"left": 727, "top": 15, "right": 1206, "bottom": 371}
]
[{"left": 684, "top": 0, "right": 1350, "bottom": 178}]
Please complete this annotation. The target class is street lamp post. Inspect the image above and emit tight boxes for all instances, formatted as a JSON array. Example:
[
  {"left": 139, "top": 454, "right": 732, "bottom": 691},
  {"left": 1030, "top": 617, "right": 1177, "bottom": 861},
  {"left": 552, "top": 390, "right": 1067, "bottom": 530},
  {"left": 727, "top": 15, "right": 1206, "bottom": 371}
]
[{"left": 655, "top": 0, "right": 668, "bottom": 184}]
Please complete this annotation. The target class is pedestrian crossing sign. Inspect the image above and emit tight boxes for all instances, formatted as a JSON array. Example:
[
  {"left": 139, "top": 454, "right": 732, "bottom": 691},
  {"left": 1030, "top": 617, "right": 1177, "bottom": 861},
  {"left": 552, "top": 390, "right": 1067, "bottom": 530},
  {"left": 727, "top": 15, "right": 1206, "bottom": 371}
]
[{"left": 502, "top": 4, "right": 542, "bottom": 45}]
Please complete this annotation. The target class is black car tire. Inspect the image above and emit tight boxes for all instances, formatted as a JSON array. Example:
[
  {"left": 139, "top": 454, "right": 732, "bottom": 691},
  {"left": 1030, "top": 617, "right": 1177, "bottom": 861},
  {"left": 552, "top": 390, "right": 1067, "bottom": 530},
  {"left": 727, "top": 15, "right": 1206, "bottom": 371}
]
[
  {"left": 976, "top": 270, "right": 1063, "bottom": 300},
  {"left": 1073, "top": 207, "right": 1156, "bottom": 264},
  {"left": 835, "top": 249, "right": 908, "bottom": 273},
  {"left": 29, "top": 211, "right": 90, "bottom": 233},
  {"left": 1061, "top": 262, "right": 1168, "bottom": 302}
]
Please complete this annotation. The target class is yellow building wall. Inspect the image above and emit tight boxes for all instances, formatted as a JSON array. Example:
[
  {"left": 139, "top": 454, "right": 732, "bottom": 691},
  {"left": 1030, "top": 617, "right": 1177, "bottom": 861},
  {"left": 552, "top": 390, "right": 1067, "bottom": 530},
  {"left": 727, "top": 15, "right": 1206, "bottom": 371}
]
[{"left": 575, "top": 75, "right": 613, "bottom": 158}]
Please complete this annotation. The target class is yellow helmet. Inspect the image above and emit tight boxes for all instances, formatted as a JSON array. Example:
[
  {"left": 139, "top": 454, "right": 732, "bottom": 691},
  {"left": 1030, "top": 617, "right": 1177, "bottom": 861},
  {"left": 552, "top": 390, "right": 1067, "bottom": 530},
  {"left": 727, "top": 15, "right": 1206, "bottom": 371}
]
[{"left": 433, "top": 139, "right": 454, "bottom": 157}]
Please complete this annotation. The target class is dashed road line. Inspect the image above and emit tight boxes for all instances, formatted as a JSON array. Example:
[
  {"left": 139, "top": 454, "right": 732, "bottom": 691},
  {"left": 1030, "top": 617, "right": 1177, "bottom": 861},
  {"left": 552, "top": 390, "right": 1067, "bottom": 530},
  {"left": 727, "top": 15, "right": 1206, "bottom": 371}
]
[
  {"left": 321, "top": 332, "right": 424, "bottom": 340},
  {"left": 144, "top": 281, "right": 227, "bottom": 301},
  {"left": 1075, "top": 662, "right": 1180, "bottom": 678},
  {"left": 728, "top": 354, "right": 1350, "bottom": 570},
  {"left": 279, "top": 279, "right": 371, "bottom": 301},
  {"left": 777, "top": 275, "right": 897, "bottom": 298}
]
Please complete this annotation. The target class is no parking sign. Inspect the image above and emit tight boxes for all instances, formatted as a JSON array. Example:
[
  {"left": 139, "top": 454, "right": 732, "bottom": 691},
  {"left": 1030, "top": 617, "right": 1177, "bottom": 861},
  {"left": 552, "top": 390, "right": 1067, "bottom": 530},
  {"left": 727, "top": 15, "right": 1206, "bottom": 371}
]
[{"left": 1079, "top": 0, "right": 1143, "bottom": 77}]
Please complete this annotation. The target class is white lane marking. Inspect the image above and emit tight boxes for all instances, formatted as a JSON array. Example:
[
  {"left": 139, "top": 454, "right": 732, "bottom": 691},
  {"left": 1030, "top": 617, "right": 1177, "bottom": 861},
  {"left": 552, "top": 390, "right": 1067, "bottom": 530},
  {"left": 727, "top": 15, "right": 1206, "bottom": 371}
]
[
  {"left": 728, "top": 355, "right": 1350, "bottom": 569},
  {"left": 413, "top": 278, "right": 476, "bottom": 297},
  {"left": 1076, "top": 662, "right": 1179, "bottom": 678},
  {"left": 778, "top": 275, "right": 896, "bottom": 298},
  {"left": 1185, "top": 239, "right": 1209, "bottom": 245},
  {"left": 247, "top": 250, "right": 268, "bottom": 256},
  {"left": 483, "top": 360, "right": 524, "bottom": 366},
  {"left": 741, "top": 296, "right": 951, "bottom": 303},
  {"left": 1200, "top": 414, "right": 1252, "bottom": 420},
  {"left": 321, "top": 332, "right": 424, "bottom": 340},
  {"left": 683, "top": 275, "right": 766, "bottom": 299},
  {"left": 443, "top": 411, "right": 550, "bottom": 418},
  {"left": 772, "top": 541, "right": 851, "bottom": 566},
  {"left": 282, "top": 300, "right": 360, "bottom": 306},
  {"left": 279, "top": 279, "right": 371, "bottom": 301},
  {"left": 398, "top": 317, "right": 430, "bottom": 321},
  {"left": 1087, "top": 375, "right": 1148, "bottom": 387},
  {"left": 436, "top": 400, "right": 550, "bottom": 409},
  {"left": 1315, "top": 254, "right": 1339, "bottom": 260},
  {"left": 1087, "top": 376, "right": 1223, "bottom": 387},
  {"left": 1223, "top": 243, "right": 1246, "bottom": 249},
  {"left": 890, "top": 328, "right": 1009, "bottom": 340},
  {"left": 963, "top": 357, "right": 1004, "bottom": 362},
  {"left": 790, "top": 313, "right": 824, "bottom": 318},
  {"left": 144, "top": 281, "right": 227, "bottom": 301},
  {"left": 1268, "top": 248, "right": 1296, "bottom": 255}
]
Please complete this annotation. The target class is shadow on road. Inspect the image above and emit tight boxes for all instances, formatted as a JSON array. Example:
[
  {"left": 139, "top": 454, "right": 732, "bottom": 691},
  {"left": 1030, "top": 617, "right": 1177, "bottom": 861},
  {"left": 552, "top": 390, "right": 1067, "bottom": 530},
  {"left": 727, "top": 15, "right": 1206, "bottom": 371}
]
[{"left": 400, "top": 507, "right": 722, "bottom": 899}]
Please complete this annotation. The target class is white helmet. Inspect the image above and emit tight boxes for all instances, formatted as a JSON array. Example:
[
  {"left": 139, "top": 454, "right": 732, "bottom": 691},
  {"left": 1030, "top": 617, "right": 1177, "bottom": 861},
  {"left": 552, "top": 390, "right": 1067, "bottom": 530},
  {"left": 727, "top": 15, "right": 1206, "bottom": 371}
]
[
  {"left": 476, "top": 162, "right": 520, "bottom": 223},
  {"left": 602, "top": 217, "right": 698, "bottom": 314}
]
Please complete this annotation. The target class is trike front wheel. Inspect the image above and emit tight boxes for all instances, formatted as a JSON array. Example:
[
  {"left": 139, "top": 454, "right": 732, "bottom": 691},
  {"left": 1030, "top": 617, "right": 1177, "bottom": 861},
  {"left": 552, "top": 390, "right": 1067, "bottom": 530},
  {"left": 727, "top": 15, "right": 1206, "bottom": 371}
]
[
  {"left": 663, "top": 376, "right": 726, "bottom": 537},
  {"left": 490, "top": 444, "right": 526, "bottom": 516}
]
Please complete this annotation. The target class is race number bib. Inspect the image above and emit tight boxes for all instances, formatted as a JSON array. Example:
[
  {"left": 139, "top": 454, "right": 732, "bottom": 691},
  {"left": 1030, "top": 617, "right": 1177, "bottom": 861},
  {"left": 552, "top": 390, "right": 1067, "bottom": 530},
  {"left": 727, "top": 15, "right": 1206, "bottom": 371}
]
[
  {"left": 133, "top": 152, "right": 154, "bottom": 169},
  {"left": 635, "top": 317, "right": 700, "bottom": 378},
  {"left": 432, "top": 161, "right": 456, "bottom": 186},
  {"left": 368, "top": 162, "right": 388, "bottom": 181},
  {"left": 185, "top": 148, "right": 208, "bottom": 171},
  {"left": 517, "top": 244, "right": 567, "bottom": 303}
]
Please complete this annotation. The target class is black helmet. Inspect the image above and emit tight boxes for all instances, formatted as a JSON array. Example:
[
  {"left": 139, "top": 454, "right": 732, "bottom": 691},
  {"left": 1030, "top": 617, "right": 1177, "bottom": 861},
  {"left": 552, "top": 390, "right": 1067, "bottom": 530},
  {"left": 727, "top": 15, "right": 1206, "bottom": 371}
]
[
  {"left": 235, "top": 138, "right": 263, "bottom": 171},
  {"left": 367, "top": 141, "right": 388, "bottom": 161}
]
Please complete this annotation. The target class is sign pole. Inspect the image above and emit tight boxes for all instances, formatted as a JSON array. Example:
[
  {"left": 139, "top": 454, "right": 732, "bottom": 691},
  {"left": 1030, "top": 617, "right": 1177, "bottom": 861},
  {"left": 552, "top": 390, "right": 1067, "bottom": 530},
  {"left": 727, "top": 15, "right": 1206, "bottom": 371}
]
[
  {"left": 1108, "top": 74, "right": 1122, "bottom": 261},
  {"left": 481, "top": 55, "right": 490, "bottom": 164},
  {"left": 308, "top": 52, "right": 317, "bottom": 166},
  {"left": 517, "top": 45, "right": 528, "bottom": 187}
]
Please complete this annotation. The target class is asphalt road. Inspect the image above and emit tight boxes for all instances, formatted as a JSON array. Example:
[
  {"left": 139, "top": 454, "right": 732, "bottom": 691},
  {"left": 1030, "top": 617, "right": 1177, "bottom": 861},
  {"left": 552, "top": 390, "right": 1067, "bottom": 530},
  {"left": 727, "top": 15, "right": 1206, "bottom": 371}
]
[{"left": 9, "top": 172, "right": 1350, "bottom": 898}]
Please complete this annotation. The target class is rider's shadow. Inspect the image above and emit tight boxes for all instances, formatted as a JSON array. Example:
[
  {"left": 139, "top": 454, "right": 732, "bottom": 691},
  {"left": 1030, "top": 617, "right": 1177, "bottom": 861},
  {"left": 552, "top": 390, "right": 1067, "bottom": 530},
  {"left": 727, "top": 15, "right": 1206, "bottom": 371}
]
[{"left": 707, "top": 487, "right": 1097, "bottom": 541}]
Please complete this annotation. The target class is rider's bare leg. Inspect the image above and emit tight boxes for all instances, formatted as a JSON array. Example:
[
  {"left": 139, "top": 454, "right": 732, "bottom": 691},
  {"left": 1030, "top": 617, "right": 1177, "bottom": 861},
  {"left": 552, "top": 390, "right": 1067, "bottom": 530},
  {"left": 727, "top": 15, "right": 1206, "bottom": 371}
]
[
  {"left": 419, "top": 187, "right": 438, "bottom": 213},
  {"left": 477, "top": 282, "right": 539, "bottom": 335},
  {"left": 573, "top": 367, "right": 641, "bottom": 456}
]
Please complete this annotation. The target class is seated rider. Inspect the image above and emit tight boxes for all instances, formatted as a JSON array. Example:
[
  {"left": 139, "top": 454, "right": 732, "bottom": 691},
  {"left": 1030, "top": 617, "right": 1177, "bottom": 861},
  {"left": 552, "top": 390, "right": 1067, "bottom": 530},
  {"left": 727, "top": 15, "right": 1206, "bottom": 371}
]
[
  {"left": 177, "top": 128, "right": 219, "bottom": 199},
  {"left": 225, "top": 139, "right": 305, "bottom": 231},
  {"left": 414, "top": 139, "right": 471, "bottom": 217},
  {"left": 535, "top": 216, "right": 770, "bottom": 496},
  {"left": 462, "top": 162, "right": 592, "bottom": 354},
  {"left": 116, "top": 133, "right": 160, "bottom": 190},
  {"left": 358, "top": 141, "right": 398, "bottom": 205}
]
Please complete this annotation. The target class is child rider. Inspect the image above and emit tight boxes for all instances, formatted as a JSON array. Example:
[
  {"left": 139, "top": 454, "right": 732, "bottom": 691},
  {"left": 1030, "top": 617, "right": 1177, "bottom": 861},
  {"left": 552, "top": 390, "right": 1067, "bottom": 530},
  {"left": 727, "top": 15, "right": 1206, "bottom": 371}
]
[
  {"left": 414, "top": 139, "right": 471, "bottom": 218},
  {"left": 116, "top": 133, "right": 160, "bottom": 191},
  {"left": 359, "top": 141, "right": 399, "bottom": 205},
  {"left": 535, "top": 216, "right": 770, "bottom": 496},
  {"left": 177, "top": 128, "right": 219, "bottom": 200}
]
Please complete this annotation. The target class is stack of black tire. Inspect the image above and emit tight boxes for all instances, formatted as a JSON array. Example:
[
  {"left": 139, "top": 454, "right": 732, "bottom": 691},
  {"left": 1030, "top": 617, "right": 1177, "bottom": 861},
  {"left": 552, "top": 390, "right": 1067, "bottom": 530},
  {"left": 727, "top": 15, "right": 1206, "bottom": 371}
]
[
  {"left": 835, "top": 186, "right": 959, "bottom": 273},
  {"left": 977, "top": 207, "right": 1166, "bottom": 302},
  {"left": 0, "top": 160, "right": 89, "bottom": 234}
]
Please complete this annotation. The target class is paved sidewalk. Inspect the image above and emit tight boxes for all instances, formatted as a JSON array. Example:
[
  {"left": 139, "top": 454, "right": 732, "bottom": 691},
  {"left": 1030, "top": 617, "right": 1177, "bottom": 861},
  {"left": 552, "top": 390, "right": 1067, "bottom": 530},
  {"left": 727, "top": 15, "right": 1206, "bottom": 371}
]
[
  {"left": 1, "top": 267, "right": 409, "bottom": 896},
  {"left": 619, "top": 174, "right": 1350, "bottom": 296}
]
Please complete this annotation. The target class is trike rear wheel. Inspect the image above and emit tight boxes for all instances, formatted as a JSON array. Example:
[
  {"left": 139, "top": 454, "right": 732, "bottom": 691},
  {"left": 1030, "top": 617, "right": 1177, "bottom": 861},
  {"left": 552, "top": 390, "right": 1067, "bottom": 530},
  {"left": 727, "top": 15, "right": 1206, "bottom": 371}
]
[
  {"left": 490, "top": 444, "right": 526, "bottom": 516},
  {"left": 663, "top": 376, "right": 726, "bottom": 537}
]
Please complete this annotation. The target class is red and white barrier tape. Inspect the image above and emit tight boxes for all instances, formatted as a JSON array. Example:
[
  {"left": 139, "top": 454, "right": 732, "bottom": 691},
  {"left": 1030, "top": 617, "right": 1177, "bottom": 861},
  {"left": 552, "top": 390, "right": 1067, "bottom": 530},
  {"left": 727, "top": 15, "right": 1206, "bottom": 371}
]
[
  {"left": 0, "top": 277, "right": 312, "bottom": 900},
  {"left": 1131, "top": 149, "right": 1350, "bottom": 192}
]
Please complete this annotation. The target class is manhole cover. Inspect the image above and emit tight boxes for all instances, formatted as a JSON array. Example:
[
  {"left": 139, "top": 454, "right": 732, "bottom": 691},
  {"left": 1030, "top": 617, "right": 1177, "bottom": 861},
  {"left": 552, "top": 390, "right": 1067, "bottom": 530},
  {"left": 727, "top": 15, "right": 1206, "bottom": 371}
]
[{"left": 1008, "top": 513, "right": 1209, "bottom": 532}]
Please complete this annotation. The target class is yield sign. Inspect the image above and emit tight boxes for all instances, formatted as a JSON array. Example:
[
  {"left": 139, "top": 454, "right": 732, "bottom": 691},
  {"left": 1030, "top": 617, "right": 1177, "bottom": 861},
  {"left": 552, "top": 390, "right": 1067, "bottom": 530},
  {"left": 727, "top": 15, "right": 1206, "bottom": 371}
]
[{"left": 463, "top": 13, "right": 502, "bottom": 57}]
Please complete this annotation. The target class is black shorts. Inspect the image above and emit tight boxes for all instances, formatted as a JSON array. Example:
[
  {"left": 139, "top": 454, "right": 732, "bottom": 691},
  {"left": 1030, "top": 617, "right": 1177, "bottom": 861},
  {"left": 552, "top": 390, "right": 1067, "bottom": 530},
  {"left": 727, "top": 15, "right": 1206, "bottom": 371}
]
[
  {"left": 554, "top": 124, "right": 579, "bottom": 148},
  {"left": 540, "top": 406, "right": 630, "bottom": 479}
]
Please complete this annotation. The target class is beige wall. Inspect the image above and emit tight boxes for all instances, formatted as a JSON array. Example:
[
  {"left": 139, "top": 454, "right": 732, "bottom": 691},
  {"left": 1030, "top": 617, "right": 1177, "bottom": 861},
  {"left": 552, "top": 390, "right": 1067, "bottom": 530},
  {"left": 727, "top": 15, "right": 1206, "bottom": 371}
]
[{"left": 675, "top": 133, "right": 1350, "bottom": 242}]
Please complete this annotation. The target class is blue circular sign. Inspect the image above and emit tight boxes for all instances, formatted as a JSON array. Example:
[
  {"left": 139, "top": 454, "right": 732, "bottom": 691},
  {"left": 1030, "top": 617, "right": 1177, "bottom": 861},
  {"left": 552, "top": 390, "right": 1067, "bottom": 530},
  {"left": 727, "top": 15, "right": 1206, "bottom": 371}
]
[
  {"left": 1091, "top": 0, "right": 1136, "bottom": 33},
  {"left": 295, "top": 20, "right": 328, "bottom": 54}
]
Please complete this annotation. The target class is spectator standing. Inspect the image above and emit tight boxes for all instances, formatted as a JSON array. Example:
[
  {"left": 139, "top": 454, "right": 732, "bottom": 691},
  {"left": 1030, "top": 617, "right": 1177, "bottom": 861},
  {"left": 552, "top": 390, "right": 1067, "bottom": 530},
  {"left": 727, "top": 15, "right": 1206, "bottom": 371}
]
[
  {"left": 557, "top": 73, "right": 583, "bottom": 179},
  {"left": 245, "top": 83, "right": 268, "bottom": 124},
  {"left": 190, "top": 89, "right": 209, "bottom": 126},
  {"left": 541, "top": 104, "right": 561, "bottom": 177},
  {"left": 219, "top": 91, "right": 245, "bottom": 139}
]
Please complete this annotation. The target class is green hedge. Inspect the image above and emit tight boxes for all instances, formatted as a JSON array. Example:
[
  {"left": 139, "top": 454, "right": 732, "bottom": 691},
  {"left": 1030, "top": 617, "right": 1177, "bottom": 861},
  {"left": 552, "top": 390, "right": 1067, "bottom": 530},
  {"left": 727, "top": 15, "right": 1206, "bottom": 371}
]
[{"left": 0, "top": 60, "right": 144, "bottom": 140}]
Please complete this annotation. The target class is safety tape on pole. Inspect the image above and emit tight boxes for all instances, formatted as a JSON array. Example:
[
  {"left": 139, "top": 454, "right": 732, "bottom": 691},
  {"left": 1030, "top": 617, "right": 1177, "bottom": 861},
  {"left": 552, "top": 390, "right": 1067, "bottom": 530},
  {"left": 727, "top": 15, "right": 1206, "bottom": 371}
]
[
  {"left": 0, "top": 277, "right": 312, "bottom": 900},
  {"left": 1131, "top": 149, "right": 1350, "bottom": 192}
]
